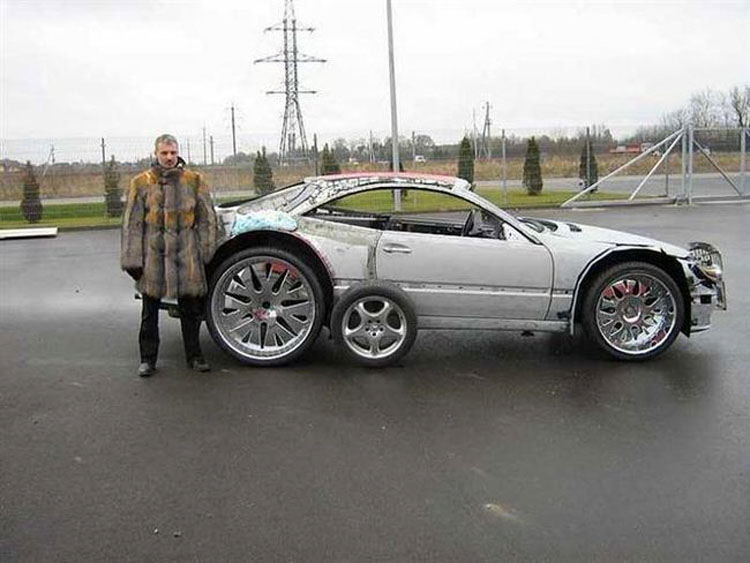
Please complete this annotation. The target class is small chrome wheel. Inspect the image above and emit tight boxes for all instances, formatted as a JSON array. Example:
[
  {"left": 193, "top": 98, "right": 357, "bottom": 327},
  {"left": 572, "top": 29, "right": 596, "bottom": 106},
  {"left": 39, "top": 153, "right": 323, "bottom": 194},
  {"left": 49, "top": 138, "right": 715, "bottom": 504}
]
[
  {"left": 207, "top": 247, "right": 324, "bottom": 366},
  {"left": 583, "top": 261, "right": 684, "bottom": 361},
  {"left": 331, "top": 282, "right": 417, "bottom": 367}
]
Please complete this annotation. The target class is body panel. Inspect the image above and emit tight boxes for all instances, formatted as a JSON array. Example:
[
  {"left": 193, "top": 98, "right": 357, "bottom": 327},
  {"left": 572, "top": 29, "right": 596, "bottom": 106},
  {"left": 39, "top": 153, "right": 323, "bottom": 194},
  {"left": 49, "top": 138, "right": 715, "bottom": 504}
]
[{"left": 376, "top": 230, "right": 554, "bottom": 319}]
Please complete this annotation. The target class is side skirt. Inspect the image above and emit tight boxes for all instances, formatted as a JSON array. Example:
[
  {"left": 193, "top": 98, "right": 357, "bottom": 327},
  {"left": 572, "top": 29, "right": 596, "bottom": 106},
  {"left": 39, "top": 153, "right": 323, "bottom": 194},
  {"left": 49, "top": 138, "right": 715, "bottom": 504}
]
[{"left": 417, "top": 316, "right": 569, "bottom": 332}]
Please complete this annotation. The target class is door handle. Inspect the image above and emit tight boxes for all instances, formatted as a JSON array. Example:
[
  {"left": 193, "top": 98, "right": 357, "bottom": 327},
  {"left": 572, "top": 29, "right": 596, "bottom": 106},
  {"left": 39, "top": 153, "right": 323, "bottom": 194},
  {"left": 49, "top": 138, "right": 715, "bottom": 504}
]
[{"left": 382, "top": 243, "right": 412, "bottom": 254}]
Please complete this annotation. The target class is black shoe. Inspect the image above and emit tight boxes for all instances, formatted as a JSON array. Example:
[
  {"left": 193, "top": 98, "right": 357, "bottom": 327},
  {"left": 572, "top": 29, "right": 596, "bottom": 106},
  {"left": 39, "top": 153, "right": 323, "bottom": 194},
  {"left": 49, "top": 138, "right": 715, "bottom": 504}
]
[
  {"left": 138, "top": 362, "right": 156, "bottom": 377},
  {"left": 189, "top": 358, "right": 211, "bottom": 372}
]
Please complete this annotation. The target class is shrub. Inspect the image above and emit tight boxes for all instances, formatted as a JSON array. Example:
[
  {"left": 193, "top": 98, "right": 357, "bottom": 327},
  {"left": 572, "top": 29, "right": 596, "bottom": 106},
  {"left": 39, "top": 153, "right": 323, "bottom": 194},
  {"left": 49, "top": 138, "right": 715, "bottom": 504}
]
[
  {"left": 457, "top": 136, "right": 474, "bottom": 183},
  {"left": 578, "top": 140, "right": 599, "bottom": 191},
  {"left": 320, "top": 144, "right": 341, "bottom": 175},
  {"left": 21, "top": 161, "right": 43, "bottom": 223},
  {"left": 104, "top": 156, "right": 123, "bottom": 217},
  {"left": 253, "top": 147, "right": 275, "bottom": 195},
  {"left": 522, "top": 137, "right": 543, "bottom": 195}
]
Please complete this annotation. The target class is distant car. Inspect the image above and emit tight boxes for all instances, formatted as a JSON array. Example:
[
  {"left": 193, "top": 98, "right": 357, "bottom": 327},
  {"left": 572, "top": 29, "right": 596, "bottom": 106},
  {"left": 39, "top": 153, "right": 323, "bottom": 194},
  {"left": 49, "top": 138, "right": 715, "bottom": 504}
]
[
  {"left": 203, "top": 173, "right": 726, "bottom": 367},
  {"left": 414, "top": 155, "right": 427, "bottom": 163}
]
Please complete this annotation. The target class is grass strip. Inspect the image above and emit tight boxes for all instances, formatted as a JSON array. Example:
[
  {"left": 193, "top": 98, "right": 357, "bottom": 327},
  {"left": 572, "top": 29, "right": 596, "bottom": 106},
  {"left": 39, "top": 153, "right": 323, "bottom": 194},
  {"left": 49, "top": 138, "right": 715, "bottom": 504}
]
[{"left": 0, "top": 189, "right": 629, "bottom": 230}]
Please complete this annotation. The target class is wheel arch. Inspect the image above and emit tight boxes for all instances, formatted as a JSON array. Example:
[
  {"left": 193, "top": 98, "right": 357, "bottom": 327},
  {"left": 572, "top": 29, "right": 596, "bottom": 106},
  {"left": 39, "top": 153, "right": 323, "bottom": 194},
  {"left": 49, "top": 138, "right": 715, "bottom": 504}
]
[
  {"left": 571, "top": 248, "right": 691, "bottom": 336},
  {"left": 207, "top": 230, "right": 335, "bottom": 323}
]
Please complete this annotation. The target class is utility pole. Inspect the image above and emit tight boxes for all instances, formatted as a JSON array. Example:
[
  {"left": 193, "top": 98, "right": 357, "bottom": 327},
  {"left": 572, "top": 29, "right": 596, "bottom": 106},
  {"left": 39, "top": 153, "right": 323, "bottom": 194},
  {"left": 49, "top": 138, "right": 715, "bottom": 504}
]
[
  {"left": 100, "top": 138, "right": 106, "bottom": 167},
  {"left": 210, "top": 135, "right": 215, "bottom": 165},
  {"left": 231, "top": 104, "right": 237, "bottom": 158},
  {"left": 586, "top": 126, "right": 591, "bottom": 188},
  {"left": 411, "top": 130, "right": 416, "bottom": 160},
  {"left": 255, "top": 0, "right": 326, "bottom": 164},
  {"left": 187, "top": 139, "right": 192, "bottom": 165},
  {"left": 313, "top": 133, "right": 319, "bottom": 176},
  {"left": 202, "top": 126, "right": 207, "bottom": 166},
  {"left": 369, "top": 130, "right": 375, "bottom": 163},
  {"left": 386, "top": 0, "right": 401, "bottom": 209},
  {"left": 41, "top": 144, "right": 55, "bottom": 180},
  {"left": 480, "top": 102, "right": 492, "bottom": 159},
  {"left": 472, "top": 109, "right": 479, "bottom": 159},
  {"left": 501, "top": 128, "right": 507, "bottom": 205}
]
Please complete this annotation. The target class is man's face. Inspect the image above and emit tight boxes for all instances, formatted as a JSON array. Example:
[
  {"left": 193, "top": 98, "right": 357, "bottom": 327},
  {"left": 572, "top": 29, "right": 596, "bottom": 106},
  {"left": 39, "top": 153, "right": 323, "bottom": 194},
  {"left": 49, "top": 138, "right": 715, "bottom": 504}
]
[{"left": 155, "top": 142, "right": 179, "bottom": 168}]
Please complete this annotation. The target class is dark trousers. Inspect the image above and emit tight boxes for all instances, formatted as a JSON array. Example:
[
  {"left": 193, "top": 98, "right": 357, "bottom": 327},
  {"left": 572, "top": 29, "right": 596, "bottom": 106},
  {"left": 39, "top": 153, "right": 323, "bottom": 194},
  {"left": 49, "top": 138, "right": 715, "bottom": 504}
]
[{"left": 139, "top": 295, "right": 205, "bottom": 365}]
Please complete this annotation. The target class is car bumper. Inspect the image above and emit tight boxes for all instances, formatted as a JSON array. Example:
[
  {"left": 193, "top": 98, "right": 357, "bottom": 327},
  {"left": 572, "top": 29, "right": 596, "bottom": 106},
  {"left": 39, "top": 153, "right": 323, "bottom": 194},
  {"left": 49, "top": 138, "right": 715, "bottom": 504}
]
[{"left": 684, "top": 242, "right": 727, "bottom": 333}]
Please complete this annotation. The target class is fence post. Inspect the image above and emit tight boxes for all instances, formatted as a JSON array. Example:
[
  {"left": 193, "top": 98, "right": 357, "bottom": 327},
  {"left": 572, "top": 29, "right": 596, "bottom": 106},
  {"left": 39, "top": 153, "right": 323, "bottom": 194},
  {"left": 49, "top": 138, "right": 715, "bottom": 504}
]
[
  {"left": 501, "top": 129, "right": 507, "bottom": 206},
  {"left": 680, "top": 127, "right": 687, "bottom": 202},
  {"left": 664, "top": 145, "right": 670, "bottom": 197},
  {"left": 741, "top": 127, "right": 747, "bottom": 195},
  {"left": 688, "top": 124, "right": 694, "bottom": 205}
]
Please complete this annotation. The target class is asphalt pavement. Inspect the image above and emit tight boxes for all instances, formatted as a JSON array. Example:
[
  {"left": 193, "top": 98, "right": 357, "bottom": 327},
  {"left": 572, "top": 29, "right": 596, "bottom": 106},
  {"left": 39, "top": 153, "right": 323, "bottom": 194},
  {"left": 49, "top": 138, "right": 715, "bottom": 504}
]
[{"left": 1, "top": 202, "right": 749, "bottom": 562}]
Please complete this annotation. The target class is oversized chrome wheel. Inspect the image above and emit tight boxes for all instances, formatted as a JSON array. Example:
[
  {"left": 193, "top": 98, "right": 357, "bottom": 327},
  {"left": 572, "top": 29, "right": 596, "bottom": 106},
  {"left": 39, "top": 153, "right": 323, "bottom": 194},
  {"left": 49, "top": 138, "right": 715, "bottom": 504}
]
[
  {"left": 207, "top": 247, "right": 324, "bottom": 366},
  {"left": 331, "top": 282, "right": 417, "bottom": 367},
  {"left": 583, "top": 261, "right": 684, "bottom": 360}
]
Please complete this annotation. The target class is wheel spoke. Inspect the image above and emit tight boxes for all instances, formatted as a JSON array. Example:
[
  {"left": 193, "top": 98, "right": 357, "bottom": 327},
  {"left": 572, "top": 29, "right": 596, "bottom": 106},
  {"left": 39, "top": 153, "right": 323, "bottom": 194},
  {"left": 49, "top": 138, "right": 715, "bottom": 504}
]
[
  {"left": 251, "top": 262, "right": 271, "bottom": 292},
  {"left": 238, "top": 267, "right": 260, "bottom": 294},
  {"left": 228, "top": 316, "right": 256, "bottom": 334},
  {"left": 268, "top": 323, "right": 294, "bottom": 346},
  {"left": 277, "top": 282, "right": 306, "bottom": 301},
  {"left": 383, "top": 322, "right": 405, "bottom": 339},
  {"left": 344, "top": 323, "right": 367, "bottom": 339},
  {"left": 224, "top": 293, "right": 253, "bottom": 309},
  {"left": 373, "top": 300, "right": 392, "bottom": 322},
  {"left": 367, "top": 335, "right": 382, "bottom": 357},
  {"left": 280, "top": 300, "right": 312, "bottom": 317}
]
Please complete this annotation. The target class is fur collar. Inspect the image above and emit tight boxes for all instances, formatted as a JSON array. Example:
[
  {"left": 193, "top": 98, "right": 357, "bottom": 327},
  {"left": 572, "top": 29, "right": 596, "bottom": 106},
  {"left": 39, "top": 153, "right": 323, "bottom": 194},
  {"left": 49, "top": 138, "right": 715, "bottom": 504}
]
[{"left": 152, "top": 156, "right": 186, "bottom": 182}]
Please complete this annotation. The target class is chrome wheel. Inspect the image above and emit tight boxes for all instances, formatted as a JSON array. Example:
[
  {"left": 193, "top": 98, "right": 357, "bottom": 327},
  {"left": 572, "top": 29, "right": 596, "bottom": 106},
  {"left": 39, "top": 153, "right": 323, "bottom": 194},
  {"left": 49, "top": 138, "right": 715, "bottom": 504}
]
[
  {"left": 340, "top": 297, "right": 407, "bottom": 360},
  {"left": 210, "top": 254, "right": 318, "bottom": 362},
  {"left": 595, "top": 272, "right": 677, "bottom": 356}
]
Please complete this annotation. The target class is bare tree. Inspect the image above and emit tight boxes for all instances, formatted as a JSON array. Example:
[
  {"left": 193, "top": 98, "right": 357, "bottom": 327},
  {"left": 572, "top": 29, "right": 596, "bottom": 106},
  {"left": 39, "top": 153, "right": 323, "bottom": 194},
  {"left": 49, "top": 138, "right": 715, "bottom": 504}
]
[
  {"left": 688, "top": 88, "right": 721, "bottom": 127},
  {"left": 728, "top": 85, "right": 750, "bottom": 128},
  {"left": 661, "top": 108, "right": 688, "bottom": 131}
]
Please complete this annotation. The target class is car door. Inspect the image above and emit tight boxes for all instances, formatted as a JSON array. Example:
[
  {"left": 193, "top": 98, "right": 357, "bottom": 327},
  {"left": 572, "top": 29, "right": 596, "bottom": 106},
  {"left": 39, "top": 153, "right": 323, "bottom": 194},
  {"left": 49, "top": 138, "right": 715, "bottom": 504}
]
[{"left": 376, "top": 225, "right": 553, "bottom": 320}]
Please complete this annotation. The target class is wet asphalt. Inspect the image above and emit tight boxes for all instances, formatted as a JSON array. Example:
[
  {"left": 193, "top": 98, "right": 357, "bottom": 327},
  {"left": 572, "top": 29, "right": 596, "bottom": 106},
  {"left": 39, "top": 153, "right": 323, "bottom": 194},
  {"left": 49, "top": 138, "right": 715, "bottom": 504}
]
[{"left": 1, "top": 203, "right": 749, "bottom": 562}]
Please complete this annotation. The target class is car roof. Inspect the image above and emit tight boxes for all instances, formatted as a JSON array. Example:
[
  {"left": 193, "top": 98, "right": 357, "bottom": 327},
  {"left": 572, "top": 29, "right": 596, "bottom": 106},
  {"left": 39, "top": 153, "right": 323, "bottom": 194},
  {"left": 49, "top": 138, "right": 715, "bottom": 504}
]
[{"left": 302, "top": 172, "right": 472, "bottom": 192}]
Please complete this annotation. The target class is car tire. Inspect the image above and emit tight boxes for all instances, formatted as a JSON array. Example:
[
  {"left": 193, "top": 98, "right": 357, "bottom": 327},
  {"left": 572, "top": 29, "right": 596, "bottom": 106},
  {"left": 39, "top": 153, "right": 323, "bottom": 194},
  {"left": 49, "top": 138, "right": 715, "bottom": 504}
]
[
  {"left": 206, "top": 246, "right": 325, "bottom": 366},
  {"left": 331, "top": 281, "right": 418, "bottom": 368},
  {"left": 582, "top": 261, "right": 684, "bottom": 361}
]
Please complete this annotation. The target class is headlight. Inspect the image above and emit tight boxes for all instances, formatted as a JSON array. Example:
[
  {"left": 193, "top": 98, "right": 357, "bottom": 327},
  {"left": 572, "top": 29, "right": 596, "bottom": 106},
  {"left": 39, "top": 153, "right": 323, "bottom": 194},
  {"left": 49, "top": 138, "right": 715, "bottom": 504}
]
[{"left": 688, "top": 242, "right": 724, "bottom": 283}]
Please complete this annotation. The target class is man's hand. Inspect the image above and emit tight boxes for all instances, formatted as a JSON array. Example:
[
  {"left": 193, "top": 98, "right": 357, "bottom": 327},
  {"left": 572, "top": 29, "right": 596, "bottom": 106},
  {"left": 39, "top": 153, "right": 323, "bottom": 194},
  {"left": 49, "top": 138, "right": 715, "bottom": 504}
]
[{"left": 126, "top": 267, "right": 143, "bottom": 281}]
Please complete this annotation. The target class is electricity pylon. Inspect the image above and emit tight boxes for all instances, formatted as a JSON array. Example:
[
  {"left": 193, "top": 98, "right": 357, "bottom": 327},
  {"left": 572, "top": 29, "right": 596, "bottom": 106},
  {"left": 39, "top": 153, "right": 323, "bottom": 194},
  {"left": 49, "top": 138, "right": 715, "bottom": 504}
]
[{"left": 255, "top": 0, "right": 326, "bottom": 164}]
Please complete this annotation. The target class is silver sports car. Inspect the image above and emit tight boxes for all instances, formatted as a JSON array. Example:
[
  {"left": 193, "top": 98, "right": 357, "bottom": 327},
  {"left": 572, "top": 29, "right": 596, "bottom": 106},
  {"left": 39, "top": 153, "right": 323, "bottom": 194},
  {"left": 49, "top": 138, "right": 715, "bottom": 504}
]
[{"left": 205, "top": 173, "right": 726, "bottom": 367}]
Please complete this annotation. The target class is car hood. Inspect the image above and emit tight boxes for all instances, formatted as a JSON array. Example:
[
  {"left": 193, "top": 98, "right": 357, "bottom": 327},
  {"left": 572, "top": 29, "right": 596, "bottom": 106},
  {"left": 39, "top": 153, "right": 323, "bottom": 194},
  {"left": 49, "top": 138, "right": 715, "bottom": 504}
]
[{"left": 525, "top": 217, "right": 689, "bottom": 258}]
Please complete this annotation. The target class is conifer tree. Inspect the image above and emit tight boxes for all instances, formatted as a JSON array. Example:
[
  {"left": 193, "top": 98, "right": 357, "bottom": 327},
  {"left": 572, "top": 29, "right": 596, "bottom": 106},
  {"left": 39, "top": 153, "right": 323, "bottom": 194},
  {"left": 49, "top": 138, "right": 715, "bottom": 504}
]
[
  {"left": 456, "top": 136, "right": 474, "bottom": 183},
  {"left": 320, "top": 144, "right": 341, "bottom": 175},
  {"left": 578, "top": 140, "right": 599, "bottom": 191},
  {"left": 522, "top": 137, "right": 543, "bottom": 195},
  {"left": 104, "top": 155, "right": 123, "bottom": 217},
  {"left": 21, "top": 161, "right": 43, "bottom": 223},
  {"left": 253, "top": 147, "right": 275, "bottom": 195}
]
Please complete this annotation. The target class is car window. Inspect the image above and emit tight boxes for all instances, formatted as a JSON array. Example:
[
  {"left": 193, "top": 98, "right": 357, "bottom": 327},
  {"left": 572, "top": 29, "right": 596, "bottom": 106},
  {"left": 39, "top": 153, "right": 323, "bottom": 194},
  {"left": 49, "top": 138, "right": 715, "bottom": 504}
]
[{"left": 304, "top": 187, "right": 516, "bottom": 240}]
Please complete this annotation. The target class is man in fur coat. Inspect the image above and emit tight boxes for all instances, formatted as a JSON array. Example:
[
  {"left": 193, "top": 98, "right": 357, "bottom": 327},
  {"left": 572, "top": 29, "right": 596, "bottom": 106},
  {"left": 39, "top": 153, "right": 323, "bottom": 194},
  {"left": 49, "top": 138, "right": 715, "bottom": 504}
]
[{"left": 121, "top": 134, "right": 222, "bottom": 377}]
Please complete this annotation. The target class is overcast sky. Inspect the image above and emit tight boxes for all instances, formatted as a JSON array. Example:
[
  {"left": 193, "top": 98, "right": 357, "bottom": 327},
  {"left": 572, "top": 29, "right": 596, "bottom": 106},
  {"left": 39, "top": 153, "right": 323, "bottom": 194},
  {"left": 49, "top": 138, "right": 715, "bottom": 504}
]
[{"left": 1, "top": 0, "right": 748, "bottom": 160}]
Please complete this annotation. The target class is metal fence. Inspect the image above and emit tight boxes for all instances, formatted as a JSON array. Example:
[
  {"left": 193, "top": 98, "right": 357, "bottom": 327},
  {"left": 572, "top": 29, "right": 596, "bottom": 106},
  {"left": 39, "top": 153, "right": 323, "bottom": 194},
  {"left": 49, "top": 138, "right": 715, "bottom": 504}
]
[{"left": 562, "top": 127, "right": 748, "bottom": 207}]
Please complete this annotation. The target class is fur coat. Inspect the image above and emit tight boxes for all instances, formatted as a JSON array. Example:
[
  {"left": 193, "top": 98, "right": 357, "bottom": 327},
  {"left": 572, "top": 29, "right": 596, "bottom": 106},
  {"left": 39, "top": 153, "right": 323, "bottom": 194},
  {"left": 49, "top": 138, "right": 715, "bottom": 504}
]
[{"left": 121, "top": 159, "right": 222, "bottom": 299}]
